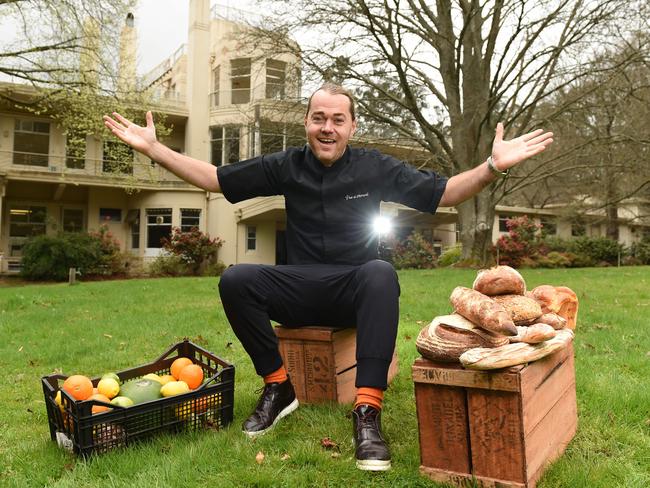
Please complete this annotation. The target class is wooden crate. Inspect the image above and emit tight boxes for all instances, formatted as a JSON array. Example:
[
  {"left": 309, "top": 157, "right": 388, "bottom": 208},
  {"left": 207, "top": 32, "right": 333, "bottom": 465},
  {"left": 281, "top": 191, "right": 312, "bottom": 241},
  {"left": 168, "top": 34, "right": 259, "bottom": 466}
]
[
  {"left": 274, "top": 326, "right": 399, "bottom": 404},
  {"left": 412, "top": 343, "right": 577, "bottom": 488}
]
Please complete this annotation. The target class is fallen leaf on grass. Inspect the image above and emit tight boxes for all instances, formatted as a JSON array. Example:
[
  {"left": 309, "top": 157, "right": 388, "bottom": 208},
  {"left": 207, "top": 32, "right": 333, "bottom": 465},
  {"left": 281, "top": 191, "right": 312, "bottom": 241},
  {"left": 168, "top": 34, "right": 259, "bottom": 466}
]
[
  {"left": 280, "top": 453, "right": 290, "bottom": 461},
  {"left": 255, "top": 451, "right": 265, "bottom": 464},
  {"left": 331, "top": 452, "right": 341, "bottom": 458},
  {"left": 320, "top": 437, "right": 339, "bottom": 451},
  {"left": 18, "top": 346, "right": 23, "bottom": 352},
  {"left": 404, "top": 334, "right": 412, "bottom": 341},
  {"left": 103, "top": 334, "right": 113, "bottom": 339}
]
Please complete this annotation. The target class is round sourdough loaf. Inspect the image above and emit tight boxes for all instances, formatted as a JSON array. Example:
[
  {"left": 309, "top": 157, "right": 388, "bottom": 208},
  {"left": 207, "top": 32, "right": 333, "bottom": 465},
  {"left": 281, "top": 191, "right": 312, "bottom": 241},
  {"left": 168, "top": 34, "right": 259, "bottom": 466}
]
[
  {"left": 472, "top": 265, "right": 526, "bottom": 296},
  {"left": 492, "top": 294, "right": 543, "bottom": 325},
  {"left": 416, "top": 314, "right": 509, "bottom": 362}
]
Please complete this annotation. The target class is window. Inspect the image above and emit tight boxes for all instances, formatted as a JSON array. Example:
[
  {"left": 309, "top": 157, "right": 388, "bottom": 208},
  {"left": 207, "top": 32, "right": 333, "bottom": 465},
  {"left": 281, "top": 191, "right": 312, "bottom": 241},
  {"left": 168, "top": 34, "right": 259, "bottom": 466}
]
[
  {"left": 99, "top": 208, "right": 122, "bottom": 223},
  {"left": 9, "top": 206, "right": 46, "bottom": 256},
  {"left": 571, "top": 221, "right": 586, "bottom": 237},
  {"left": 103, "top": 140, "right": 133, "bottom": 175},
  {"left": 260, "top": 121, "right": 285, "bottom": 155},
  {"left": 247, "top": 226, "right": 257, "bottom": 251},
  {"left": 498, "top": 215, "right": 514, "bottom": 233},
  {"left": 62, "top": 208, "right": 84, "bottom": 232},
  {"left": 540, "top": 217, "right": 557, "bottom": 236},
  {"left": 126, "top": 209, "right": 140, "bottom": 249},
  {"left": 231, "top": 58, "right": 251, "bottom": 104},
  {"left": 256, "top": 121, "right": 305, "bottom": 157},
  {"left": 211, "top": 65, "right": 220, "bottom": 106},
  {"left": 146, "top": 208, "right": 172, "bottom": 248},
  {"left": 210, "top": 126, "right": 240, "bottom": 166},
  {"left": 14, "top": 119, "right": 50, "bottom": 167},
  {"left": 180, "top": 208, "right": 201, "bottom": 232},
  {"left": 66, "top": 131, "right": 86, "bottom": 169},
  {"left": 265, "top": 59, "right": 286, "bottom": 99}
]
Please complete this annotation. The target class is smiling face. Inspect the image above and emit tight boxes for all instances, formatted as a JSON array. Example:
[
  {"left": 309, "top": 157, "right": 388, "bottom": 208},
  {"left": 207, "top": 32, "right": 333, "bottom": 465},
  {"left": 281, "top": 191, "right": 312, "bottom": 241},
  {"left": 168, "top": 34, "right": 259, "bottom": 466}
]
[{"left": 304, "top": 90, "right": 357, "bottom": 166}]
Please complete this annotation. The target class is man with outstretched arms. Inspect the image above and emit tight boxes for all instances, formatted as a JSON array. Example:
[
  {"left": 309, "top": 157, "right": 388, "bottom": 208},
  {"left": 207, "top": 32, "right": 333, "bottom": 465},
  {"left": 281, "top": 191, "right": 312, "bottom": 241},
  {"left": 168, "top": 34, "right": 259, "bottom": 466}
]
[{"left": 104, "top": 82, "right": 552, "bottom": 471}]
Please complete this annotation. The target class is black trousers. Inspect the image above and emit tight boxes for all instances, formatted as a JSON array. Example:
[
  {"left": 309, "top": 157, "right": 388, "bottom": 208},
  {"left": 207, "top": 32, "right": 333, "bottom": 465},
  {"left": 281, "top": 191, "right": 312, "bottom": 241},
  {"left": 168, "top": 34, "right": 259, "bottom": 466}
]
[{"left": 218, "top": 259, "right": 400, "bottom": 389}]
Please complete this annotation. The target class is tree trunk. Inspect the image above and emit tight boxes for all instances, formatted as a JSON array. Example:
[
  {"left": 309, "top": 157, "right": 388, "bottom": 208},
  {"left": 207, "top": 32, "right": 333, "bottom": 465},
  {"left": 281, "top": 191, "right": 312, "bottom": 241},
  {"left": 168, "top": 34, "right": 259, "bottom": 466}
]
[{"left": 457, "top": 192, "right": 497, "bottom": 265}]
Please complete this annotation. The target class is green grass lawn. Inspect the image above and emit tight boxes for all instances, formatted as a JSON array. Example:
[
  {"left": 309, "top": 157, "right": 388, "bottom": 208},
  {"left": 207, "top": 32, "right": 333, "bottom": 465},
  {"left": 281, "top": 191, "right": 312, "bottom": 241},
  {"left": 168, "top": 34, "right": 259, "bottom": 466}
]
[{"left": 0, "top": 267, "right": 648, "bottom": 487}]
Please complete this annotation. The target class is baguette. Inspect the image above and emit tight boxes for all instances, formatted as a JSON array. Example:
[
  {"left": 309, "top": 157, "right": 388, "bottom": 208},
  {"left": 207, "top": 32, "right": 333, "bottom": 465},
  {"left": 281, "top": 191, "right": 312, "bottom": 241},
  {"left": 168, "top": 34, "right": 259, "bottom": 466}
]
[
  {"left": 509, "top": 323, "right": 557, "bottom": 344},
  {"left": 459, "top": 328, "right": 574, "bottom": 370},
  {"left": 450, "top": 286, "right": 517, "bottom": 336}
]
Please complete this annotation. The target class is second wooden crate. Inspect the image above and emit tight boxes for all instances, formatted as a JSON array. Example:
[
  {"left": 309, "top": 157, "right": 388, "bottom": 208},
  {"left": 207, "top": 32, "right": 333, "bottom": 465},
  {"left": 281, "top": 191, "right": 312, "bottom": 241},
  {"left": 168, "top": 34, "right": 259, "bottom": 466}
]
[{"left": 275, "top": 325, "right": 399, "bottom": 404}]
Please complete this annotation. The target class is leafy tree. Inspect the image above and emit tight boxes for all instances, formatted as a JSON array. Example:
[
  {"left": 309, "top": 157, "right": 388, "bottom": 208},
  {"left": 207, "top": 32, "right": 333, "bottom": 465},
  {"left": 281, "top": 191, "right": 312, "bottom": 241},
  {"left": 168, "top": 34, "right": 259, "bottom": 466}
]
[{"left": 248, "top": 0, "right": 649, "bottom": 263}]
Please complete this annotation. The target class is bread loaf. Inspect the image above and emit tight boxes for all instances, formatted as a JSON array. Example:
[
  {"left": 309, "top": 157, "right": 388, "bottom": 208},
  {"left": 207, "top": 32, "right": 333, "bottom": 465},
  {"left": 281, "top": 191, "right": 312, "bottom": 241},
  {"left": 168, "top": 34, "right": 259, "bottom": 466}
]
[
  {"left": 416, "top": 314, "right": 509, "bottom": 362},
  {"left": 472, "top": 265, "right": 526, "bottom": 296},
  {"left": 528, "top": 285, "right": 579, "bottom": 329},
  {"left": 450, "top": 286, "right": 517, "bottom": 336},
  {"left": 492, "top": 294, "right": 543, "bottom": 325},
  {"left": 537, "top": 312, "right": 567, "bottom": 330},
  {"left": 509, "top": 323, "right": 557, "bottom": 344},
  {"left": 459, "top": 328, "right": 574, "bottom": 370}
]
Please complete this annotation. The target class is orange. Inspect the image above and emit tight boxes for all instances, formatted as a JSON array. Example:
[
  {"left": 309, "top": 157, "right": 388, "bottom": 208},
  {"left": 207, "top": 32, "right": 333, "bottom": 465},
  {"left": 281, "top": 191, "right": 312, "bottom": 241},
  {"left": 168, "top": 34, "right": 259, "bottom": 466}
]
[
  {"left": 62, "top": 375, "right": 94, "bottom": 401},
  {"left": 179, "top": 364, "right": 204, "bottom": 389},
  {"left": 170, "top": 357, "right": 193, "bottom": 380},
  {"left": 89, "top": 393, "right": 111, "bottom": 414}
]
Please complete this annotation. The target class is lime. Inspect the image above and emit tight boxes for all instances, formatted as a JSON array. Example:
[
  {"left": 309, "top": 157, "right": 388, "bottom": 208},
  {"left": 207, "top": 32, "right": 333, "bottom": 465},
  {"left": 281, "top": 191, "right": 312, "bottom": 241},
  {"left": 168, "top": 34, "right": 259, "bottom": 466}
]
[{"left": 110, "top": 396, "right": 134, "bottom": 408}]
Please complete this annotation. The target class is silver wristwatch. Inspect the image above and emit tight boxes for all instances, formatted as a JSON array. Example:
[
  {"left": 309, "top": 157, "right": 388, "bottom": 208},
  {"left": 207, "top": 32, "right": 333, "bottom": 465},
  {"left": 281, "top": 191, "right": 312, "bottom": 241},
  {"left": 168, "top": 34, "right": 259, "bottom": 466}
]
[{"left": 487, "top": 156, "right": 509, "bottom": 178}]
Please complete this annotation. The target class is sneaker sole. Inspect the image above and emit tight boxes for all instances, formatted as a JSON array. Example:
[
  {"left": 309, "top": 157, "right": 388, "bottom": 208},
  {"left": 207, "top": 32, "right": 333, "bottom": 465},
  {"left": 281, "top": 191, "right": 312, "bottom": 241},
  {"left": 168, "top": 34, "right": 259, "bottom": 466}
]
[
  {"left": 356, "top": 459, "right": 391, "bottom": 471},
  {"left": 243, "top": 398, "right": 299, "bottom": 439}
]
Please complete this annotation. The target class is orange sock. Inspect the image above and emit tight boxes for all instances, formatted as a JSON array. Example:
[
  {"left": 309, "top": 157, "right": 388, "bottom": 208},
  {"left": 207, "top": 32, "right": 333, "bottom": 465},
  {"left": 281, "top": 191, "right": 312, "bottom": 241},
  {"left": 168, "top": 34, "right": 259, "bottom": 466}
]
[
  {"left": 354, "top": 387, "right": 384, "bottom": 410},
  {"left": 263, "top": 365, "right": 288, "bottom": 384}
]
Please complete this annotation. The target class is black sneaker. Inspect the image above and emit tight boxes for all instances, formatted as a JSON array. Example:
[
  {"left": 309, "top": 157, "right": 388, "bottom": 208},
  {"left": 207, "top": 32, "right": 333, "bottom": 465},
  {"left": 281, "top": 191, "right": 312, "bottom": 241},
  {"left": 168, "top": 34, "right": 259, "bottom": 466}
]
[
  {"left": 242, "top": 378, "right": 299, "bottom": 438},
  {"left": 352, "top": 404, "right": 391, "bottom": 471}
]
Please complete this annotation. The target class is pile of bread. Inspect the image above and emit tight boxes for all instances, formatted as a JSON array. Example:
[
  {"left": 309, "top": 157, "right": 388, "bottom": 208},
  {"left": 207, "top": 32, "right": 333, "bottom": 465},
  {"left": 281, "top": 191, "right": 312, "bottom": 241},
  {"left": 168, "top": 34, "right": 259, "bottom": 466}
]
[{"left": 416, "top": 265, "right": 578, "bottom": 370}]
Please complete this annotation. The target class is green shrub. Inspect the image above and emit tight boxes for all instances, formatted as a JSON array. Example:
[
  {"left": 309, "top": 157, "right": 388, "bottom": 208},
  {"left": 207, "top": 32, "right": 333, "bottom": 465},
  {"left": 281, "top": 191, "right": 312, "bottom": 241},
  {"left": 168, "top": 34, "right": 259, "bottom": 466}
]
[
  {"left": 629, "top": 238, "right": 650, "bottom": 265},
  {"left": 147, "top": 255, "right": 192, "bottom": 277},
  {"left": 391, "top": 231, "right": 437, "bottom": 269},
  {"left": 536, "top": 251, "right": 573, "bottom": 268},
  {"left": 21, "top": 233, "right": 103, "bottom": 281},
  {"left": 438, "top": 244, "right": 462, "bottom": 267},
  {"left": 569, "top": 236, "right": 623, "bottom": 265},
  {"left": 161, "top": 227, "right": 224, "bottom": 275}
]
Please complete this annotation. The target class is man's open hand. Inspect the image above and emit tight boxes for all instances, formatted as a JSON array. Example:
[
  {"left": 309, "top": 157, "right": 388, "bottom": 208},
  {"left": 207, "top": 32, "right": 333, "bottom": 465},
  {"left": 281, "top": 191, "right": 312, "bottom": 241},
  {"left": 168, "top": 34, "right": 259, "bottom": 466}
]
[
  {"left": 491, "top": 122, "right": 553, "bottom": 171},
  {"left": 103, "top": 111, "right": 157, "bottom": 156}
]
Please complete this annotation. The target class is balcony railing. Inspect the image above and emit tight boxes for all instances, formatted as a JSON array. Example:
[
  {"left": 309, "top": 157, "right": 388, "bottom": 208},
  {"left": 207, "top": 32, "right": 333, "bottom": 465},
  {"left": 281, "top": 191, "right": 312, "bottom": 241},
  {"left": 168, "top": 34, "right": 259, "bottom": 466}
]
[
  {"left": 0, "top": 150, "right": 190, "bottom": 186},
  {"left": 210, "top": 84, "right": 303, "bottom": 108}
]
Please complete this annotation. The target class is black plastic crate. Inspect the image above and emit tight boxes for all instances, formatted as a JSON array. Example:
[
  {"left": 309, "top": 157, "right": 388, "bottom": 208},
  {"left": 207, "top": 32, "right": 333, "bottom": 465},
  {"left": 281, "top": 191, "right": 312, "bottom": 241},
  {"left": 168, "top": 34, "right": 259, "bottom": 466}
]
[{"left": 42, "top": 340, "right": 235, "bottom": 457}]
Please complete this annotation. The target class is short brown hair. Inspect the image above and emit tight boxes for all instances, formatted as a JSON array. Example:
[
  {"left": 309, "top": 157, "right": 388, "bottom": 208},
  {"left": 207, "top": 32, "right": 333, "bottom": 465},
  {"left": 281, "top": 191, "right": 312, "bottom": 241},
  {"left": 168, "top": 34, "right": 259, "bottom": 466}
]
[{"left": 305, "top": 82, "right": 356, "bottom": 120}]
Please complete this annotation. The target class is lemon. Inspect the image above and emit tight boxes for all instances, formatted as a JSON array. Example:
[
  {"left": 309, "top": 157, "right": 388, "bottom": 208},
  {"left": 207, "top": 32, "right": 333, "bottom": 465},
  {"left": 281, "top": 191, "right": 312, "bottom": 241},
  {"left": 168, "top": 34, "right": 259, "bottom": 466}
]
[
  {"left": 160, "top": 380, "right": 190, "bottom": 397},
  {"left": 142, "top": 373, "right": 162, "bottom": 383},
  {"left": 110, "top": 396, "right": 134, "bottom": 408},
  {"left": 158, "top": 374, "right": 175, "bottom": 386},
  {"left": 97, "top": 378, "right": 120, "bottom": 399},
  {"left": 101, "top": 372, "right": 121, "bottom": 385},
  {"left": 55, "top": 390, "right": 65, "bottom": 413}
]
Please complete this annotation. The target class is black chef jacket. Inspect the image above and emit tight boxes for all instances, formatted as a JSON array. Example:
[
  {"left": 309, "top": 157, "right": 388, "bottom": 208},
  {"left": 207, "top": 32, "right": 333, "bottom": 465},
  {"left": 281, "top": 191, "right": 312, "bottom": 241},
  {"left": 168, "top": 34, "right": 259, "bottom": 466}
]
[{"left": 217, "top": 145, "right": 448, "bottom": 266}]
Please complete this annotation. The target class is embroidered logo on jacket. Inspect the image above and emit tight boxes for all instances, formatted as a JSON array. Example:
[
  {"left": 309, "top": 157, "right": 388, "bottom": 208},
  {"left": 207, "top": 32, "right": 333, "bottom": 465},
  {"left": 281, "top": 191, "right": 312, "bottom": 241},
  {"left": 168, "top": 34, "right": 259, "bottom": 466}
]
[{"left": 345, "top": 193, "right": 369, "bottom": 200}]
